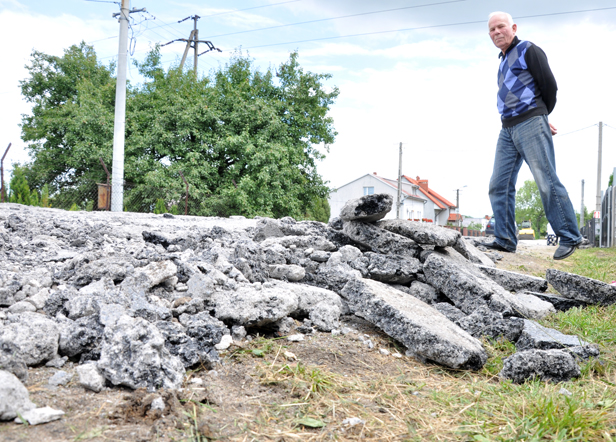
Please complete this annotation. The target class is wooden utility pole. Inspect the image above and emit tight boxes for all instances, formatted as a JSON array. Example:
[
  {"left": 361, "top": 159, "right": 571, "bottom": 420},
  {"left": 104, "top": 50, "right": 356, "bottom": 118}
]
[
  {"left": 596, "top": 121, "right": 603, "bottom": 213},
  {"left": 163, "top": 15, "right": 221, "bottom": 75},
  {"left": 396, "top": 142, "right": 402, "bottom": 219}
]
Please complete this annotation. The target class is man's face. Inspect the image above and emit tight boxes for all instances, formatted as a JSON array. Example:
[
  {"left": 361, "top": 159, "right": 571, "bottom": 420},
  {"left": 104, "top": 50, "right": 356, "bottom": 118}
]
[{"left": 488, "top": 14, "right": 517, "bottom": 53}]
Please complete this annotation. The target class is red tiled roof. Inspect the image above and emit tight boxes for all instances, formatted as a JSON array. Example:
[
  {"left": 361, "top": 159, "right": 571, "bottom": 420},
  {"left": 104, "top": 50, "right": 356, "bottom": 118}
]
[
  {"left": 372, "top": 175, "right": 426, "bottom": 201},
  {"left": 402, "top": 175, "right": 456, "bottom": 209},
  {"left": 448, "top": 213, "right": 463, "bottom": 221}
]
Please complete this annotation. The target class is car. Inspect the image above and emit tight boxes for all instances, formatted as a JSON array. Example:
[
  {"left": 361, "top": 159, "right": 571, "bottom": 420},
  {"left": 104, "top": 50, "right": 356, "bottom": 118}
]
[
  {"left": 485, "top": 217, "right": 495, "bottom": 236},
  {"left": 518, "top": 220, "right": 535, "bottom": 240}
]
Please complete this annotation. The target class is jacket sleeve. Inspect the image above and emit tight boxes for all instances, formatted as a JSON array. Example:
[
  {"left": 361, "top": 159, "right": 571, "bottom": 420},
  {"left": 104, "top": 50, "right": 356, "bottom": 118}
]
[{"left": 525, "top": 44, "right": 558, "bottom": 114}]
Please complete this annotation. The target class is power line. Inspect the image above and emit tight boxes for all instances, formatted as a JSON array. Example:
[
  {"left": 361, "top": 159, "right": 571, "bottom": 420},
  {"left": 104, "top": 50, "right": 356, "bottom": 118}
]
[
  {"left": 245, "top": 6, "right": 616, "bottom": 49},
  {"left": 555, "top": 124, "right": 598, "bottom": 138},
  {"left": 199, "top": 0, "right": 301, "bottom": 19},
  {"left": 204, "top": 0, "right": 465, "bottom": 39}
]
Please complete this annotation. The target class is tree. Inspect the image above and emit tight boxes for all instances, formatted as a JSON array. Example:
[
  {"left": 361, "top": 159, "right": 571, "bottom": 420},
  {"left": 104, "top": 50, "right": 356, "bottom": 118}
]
[
  {"left": 515, "top": 180, "right": 546, "bottom": 238},
  {"left": 19, "top": 44, "right": 338, "bottom": 218},
  {"left": 9, "top": 166, "right": 31, "bottom": 205},
  {"left": 609, "top": 173, "right": 613, "bottom": 188},
  {"left": 304, "top": 197, "right": 331, "bottom": 223},
  {"left": 20, "top": 42, "right": 116, "bottom": 209}
]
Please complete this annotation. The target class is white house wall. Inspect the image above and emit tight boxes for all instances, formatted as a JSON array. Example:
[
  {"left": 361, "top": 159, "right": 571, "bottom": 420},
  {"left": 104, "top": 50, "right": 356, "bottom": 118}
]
[{"left": 329, "top": 175, "right": 429, "bottom": 222}]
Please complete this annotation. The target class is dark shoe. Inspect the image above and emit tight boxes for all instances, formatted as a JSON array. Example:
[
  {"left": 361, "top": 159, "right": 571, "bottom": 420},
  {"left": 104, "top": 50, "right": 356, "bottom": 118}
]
[
  {"left": 482, "top": 240, "right": 514, "bottom": 253},
  {"left": 553, "top": 243, "right": 579, "bottom": 260}
]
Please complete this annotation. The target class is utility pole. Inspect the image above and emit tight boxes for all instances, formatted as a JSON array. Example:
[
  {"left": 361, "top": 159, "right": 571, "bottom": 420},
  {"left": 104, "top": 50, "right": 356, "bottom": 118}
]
[
  {"left": 596, "top": 121, "right": 603, "bottom": 213},
  {"left": 163, "top": 16, "right": 221, "bottom": 75},
  {"left": 396, "top": 142, "right": 402, "bottom": 219},
  {"left": 109, "top": 2, "right": 145, "bottom": 212},
  {"left": 455, "top": 185, "right": 467, "bottom": 227},
  {"left": 580, "top": 179, "right": 585, "bottom": 227},
  {"left": 110, "top": 0, "right": 130, "bottom": 212}
]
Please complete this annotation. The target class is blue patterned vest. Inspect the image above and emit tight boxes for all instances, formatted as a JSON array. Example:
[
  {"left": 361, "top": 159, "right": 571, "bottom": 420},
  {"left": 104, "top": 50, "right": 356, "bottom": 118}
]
[{"left": 497, "top": 40, "right": 540, "bottom": 120}]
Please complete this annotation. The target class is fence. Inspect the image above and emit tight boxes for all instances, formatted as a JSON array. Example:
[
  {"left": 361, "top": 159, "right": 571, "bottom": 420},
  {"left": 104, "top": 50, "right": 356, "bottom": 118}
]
[
  {"left": 443, "top": 226, "right": 485, "bottom": 237},
  {"left": 600, "top": 185, "right": 616, "bottom": 248}
]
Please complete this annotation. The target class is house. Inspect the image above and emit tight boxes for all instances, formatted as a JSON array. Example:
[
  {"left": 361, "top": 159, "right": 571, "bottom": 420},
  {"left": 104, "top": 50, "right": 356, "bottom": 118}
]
[{"left": 328, "top": 173, "right": 457, "bottom": 225}]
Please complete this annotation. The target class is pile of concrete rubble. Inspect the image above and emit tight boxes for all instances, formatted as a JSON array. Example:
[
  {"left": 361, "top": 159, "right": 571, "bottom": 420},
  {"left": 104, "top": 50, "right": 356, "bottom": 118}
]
[{"left": 1, "top": 194, "right": 614, "bottom": 423}]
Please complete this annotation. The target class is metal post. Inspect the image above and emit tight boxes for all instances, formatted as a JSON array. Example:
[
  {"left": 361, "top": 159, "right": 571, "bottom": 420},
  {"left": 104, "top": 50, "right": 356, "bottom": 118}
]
[
  {"left": 396, "top": 142, "right": 402, "bottom": 219},
  {"left": 111, "top": 0, "right": 130, "bottom": 212},
  {"left": 456, "top": 189, "right": 460, "bottom": 227},
  {"left": 1, "top": 143, "right": 11, "bottom": 203},
  {"left": 596, "top": 121, "right": 603, "bottom": 213},
  {"left": 580, "top": 179, "right": 584, "bottom": 227},
  {"left": 193, "top": 15, "right": 199, "bottom": 75}
]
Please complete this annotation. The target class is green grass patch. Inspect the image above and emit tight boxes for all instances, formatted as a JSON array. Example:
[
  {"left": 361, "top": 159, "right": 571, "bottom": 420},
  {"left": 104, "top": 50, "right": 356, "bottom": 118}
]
[{"left": 566, "top": 248, "right": 616, "bottom": 283}]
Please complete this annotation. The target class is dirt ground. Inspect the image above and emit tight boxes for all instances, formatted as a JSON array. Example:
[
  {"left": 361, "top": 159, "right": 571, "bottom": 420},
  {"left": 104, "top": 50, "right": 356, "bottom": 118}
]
[{"left": 0, "top": 241, "right": 578, "bottom": 442}]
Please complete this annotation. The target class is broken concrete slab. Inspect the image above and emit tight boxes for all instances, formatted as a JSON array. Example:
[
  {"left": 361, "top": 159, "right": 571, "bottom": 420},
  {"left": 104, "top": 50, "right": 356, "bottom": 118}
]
[
  {"left": 456, "top": 307, "right": 524, "bottom": 342},
  {"left": 76, "top": 362, "right": 106, "bottom": 393},
  {"left": 341, "top": 278, "right": 487, "bottom": 370},
  {"left": 499, "top": 349, "right": 581, "bottom": 383},
  {"left": 14, "top": 406, "right": 65, "bottom": 425},
  {"left": 546, "top": 269, "right": 616, "bottom": 305},
  {"left": 523, "top": 291, "right": 588, "bottom": 311},
  {"left": 268, "top": 264, "right": 306, "bottom": 282},
  {"left": 423, "top": 253, "right": 554, "bottom": 319},
  {"left": 0, "top": 341, "right": 28, "bottom": 382},
  {"left": 98, "top": 315, "right": 185, "bottom": 390},
  {"left": 339, "top": 193, "right": 393, "bottom": 222},
  {"left": 393, "top": 281, "right": 441, "bottom": 305},
  {"left": 343, "top": 220, "right": 419, "bottom": 258},
  {"left": 478, "top": 266, "right": 548, "bottom": 293},
  {"left": 0, "top": 370, "right": 36, "bottom": 421},
  {"left": 377, "top": 219, "right": 460, "bottom": 248},
  {"left": 516, "top": 319, "right": 590, "bottom": 351},
  {"left": 452, "top": 237, "right": 495, "bottom": 267},
  {"left": 362, "top": 252, "right": 421, "bottom": 284},
  {"left": 0, "top": 312, "right": 60, "bottom": 366}
]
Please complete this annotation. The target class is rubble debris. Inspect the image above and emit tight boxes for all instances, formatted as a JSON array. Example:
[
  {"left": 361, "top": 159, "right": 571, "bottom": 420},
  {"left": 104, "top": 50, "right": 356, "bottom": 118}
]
[
  {"left": 499, "top": 349, "right": 581, "bottom": 383},
  {"left": 546, "top": 269, "right": 616, "bottom": 305},
  {"left": 478, "top": 266, "right": 548, "bottom": 293},
  {"left": 522, "top": 292, "right": 588, "bottom": 312},
  {"left": 377, "top": 219, "right": 460, "bottom": 248},
  {"left": 0, "top": 370, "right": 35, "bottom": 421},
  {"left": 339, "top": 193, "right": 393, "bottom": 222},
  {"left": 0, "top": 197, "right": 605, "bottom": 394},
  {"left": 515, "top": 320, "right": 590, "bottom": 351},
  {"left": 14, "top": 406, "right": 65, "bottom": 425},
  {"left": 341, "top": 279, "right": 487, "bottom": 370}
]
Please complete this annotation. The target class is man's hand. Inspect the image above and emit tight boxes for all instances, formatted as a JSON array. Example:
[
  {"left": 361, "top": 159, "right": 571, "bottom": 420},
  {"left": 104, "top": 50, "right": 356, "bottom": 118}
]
[{"left": 549, "top": 123, "right": 557, "bottom": 136}]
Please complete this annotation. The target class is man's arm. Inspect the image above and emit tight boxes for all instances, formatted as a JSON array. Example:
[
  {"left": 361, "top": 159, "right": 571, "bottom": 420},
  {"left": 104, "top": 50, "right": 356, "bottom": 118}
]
[{"left": 526, "top": 44, "right": 558, "bottom": 114}]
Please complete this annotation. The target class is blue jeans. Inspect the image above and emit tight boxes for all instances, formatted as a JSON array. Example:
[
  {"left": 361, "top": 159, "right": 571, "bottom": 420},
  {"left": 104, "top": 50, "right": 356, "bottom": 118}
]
[{"left": 489, "top": 115, "right": 582, "bottom": 251}]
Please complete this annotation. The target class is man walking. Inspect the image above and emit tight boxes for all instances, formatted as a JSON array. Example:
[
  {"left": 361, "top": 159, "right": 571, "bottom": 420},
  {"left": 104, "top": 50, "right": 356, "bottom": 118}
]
[{"left": 484, "top": 11, "right": 582, "bottom": 260}]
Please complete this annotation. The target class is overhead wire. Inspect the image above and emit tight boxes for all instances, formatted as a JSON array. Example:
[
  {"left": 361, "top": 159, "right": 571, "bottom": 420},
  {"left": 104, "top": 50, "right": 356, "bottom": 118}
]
[
  {"left": 245, "top": 6, "right": 616, "bottom": 49},
  {"left": 555, "top": 124, "right": 598, "bottom": 138},
  {"left": 204, "top": 0, "right": 466, "bottom": 39}
]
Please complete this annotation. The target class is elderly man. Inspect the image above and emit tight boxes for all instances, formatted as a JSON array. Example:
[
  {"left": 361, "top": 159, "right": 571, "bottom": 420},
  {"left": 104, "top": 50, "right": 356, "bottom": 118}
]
[{"left": 484, "top": 11, "right": 582, "bottom": 260}]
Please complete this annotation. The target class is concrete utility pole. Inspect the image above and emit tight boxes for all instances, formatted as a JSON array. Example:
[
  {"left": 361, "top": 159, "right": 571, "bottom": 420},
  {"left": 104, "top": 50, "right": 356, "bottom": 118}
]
[
  {"left": 596, "top": 121, "right": 603, "bottom": 213},
  {"left": 163, "top": 16, "right": 221, "bottom": 75},
  {"left": 580, "top": 179, "right": 585, "bottom": 227},
  {"left": 110, "top": 0, "right": 130, "bottom": 212},
  {"left": 455, "top": 185, "right": 467, "bottom": 227},
  {"left": 396, "top": 142, "right": 402, "bottom": 219}
]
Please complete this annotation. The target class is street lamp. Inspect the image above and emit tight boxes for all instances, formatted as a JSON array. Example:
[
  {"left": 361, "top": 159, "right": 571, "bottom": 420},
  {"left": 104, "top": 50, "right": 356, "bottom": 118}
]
[{"left": 454, "top": 185, "right": 467, "bottom": 227}]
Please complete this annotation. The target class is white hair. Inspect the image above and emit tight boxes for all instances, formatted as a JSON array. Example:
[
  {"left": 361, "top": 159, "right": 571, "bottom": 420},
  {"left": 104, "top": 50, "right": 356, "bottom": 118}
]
[{"left": 488, "top": 11, "right": 514, "bottom": 26}]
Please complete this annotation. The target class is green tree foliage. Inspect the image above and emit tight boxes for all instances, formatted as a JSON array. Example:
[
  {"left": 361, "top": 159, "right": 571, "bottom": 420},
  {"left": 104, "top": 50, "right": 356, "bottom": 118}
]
[
  {"left": 575, "top": 206, "right": 592, "bottom": 229},
  {"left": 40, "top": 184, "right": 51, "bottom": 208},
  {"left": 515, "top": 180, "right": 546, "bottom": 238},
  {"left": 9, "top": 166, "right": 31, "bottom": 205},
  {"left": 609, "top": 173, "right": 613, "bottom": 187},
  {"left": 467, "top": 221, "right": 483, "bottom": 231},
  {"left": 19, "top": 43, "right": 338, "bottom": 218},
  {"left": 304, "top": 197, "right": 331, "bottom": 223},
  {"left": 154, "top": 198, "right": 167, "bottom": 214}
]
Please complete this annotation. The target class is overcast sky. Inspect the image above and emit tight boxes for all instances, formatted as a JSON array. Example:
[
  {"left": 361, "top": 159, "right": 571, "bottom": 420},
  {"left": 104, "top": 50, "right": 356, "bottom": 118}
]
[{"left": 1, "top": 0, "right": 616, "bottom": 218}]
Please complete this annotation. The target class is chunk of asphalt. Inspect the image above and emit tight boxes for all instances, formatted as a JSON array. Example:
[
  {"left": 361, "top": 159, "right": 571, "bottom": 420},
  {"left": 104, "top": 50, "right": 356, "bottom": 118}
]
[
  {"left": 339, "top": 193, "right": 393, "bottom": 222},
  {"left": 477, "top": 265, "right": 548, "bottom": 293},
  {"left": 546, "top": 269, "right": 616, "bottom": 305},
  {"left": 340, "top": 278, "right": 487, "bottom": 370},
  {"left": 516, "top": 319, "right": 590, "bottom": 351},
  {"left": 377, "top": 219, "right": 460, "bottom": 248},
  {"left": 499, "top": 349, "right": 580, "bottom": 384}
]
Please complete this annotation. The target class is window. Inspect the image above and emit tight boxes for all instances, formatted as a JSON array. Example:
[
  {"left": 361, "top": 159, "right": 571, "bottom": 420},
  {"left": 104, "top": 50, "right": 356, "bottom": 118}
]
[{"left": 363, "top": 187, "right": 374, "bottom": 195}]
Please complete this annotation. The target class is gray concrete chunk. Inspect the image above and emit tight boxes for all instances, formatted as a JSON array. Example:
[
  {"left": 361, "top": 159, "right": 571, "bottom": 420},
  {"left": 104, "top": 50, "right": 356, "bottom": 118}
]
[
  {"left": 339, "top": 193, "right": 393, "bottom": 222},
  {"left": 363, "top": 252, "right": 421, "bottom": 284},
  {"left": 343, "top": 220, "right": 419, "bottom": 257},
  {"left": 0, "top": 370, "right": 36, "bottom": 421},
  {"left": 523, "top": 291, "right": 588, "bottom": 311},
  {"left": 341, "top": 279, "right": 487, "bottom": 370},
  {"left": 499, "top": 349, "right": 580, "bottom": 383},
  {"left": 478, "top": 266, "right": 548, "bottom": 292},
  {"left": 546, "top": 269, "right": 616, "bottom": 305},
  {"left": 516, "top": 319, "right": 590, "bottom": 351},
  {"left": 452, "top": 237, "right": 496, "bottom": 267},
  {"left": 378, "top": 219, "right": 460, "bottom": 247}
]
